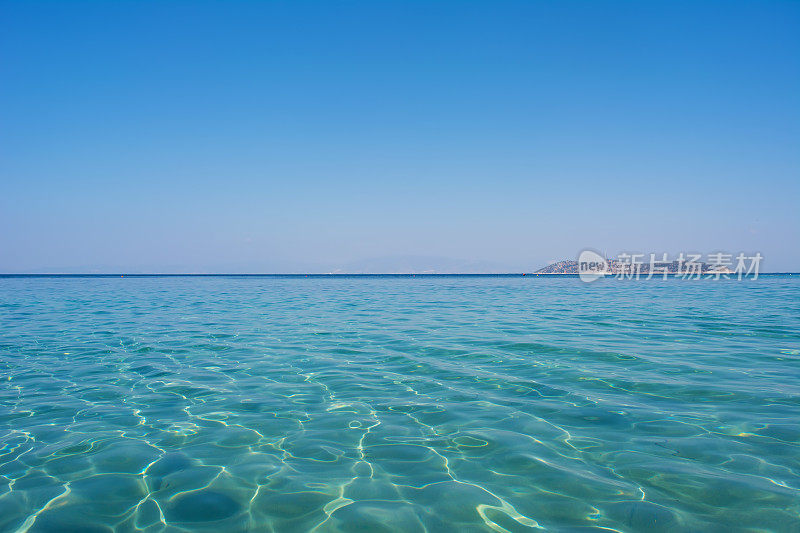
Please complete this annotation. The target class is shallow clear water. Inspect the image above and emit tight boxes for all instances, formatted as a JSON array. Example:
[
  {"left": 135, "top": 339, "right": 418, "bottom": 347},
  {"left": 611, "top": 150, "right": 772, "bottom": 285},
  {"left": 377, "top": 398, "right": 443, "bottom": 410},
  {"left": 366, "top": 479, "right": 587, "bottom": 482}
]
[{"left": 0, "top": 275, "right": 798, "bottom": 532}]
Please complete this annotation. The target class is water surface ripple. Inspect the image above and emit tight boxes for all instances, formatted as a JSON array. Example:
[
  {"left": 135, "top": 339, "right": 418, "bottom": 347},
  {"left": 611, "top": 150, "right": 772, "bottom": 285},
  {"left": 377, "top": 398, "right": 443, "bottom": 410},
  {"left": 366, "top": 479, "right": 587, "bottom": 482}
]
[{"left": 0, "top": 276, "right": 799, "bottom": 531}]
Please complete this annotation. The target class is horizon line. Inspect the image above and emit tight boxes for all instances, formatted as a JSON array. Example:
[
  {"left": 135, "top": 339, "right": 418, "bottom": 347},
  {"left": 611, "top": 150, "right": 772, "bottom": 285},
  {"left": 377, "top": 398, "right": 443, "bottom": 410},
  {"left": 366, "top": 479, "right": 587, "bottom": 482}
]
[{"left": 0, "top": 272, "right": 797, "bottom": 277}]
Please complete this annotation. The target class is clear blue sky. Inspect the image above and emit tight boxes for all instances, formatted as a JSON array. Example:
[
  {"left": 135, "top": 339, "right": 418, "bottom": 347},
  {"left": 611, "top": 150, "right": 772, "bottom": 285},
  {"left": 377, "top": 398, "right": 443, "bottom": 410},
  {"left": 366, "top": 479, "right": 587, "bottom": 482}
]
[{"left": 2, "top": 1, "right": 798, "bottom": 273}]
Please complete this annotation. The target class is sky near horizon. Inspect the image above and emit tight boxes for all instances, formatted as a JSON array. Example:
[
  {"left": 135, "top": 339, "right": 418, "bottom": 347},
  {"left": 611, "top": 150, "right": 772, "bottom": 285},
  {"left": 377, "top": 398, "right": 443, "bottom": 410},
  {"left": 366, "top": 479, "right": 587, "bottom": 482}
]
[{"left": 2, "top": 1, "right": 799, "bottom": 273}]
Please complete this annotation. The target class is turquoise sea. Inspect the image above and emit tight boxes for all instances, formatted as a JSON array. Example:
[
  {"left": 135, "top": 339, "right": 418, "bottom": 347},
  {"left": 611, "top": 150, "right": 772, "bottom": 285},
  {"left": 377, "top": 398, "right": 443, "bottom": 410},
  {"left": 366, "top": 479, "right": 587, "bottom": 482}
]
[{"left": 0, "top": 275, "right": 798, "bottom": 532}]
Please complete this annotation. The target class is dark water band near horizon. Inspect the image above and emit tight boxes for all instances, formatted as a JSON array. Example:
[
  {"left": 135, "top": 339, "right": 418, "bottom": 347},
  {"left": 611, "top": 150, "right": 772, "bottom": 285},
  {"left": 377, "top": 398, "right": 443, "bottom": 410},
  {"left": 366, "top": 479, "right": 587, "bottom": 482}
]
[
  {"left": 0, "top": 273, "right": 798, "bottom": 278},
  {"left": 1, "top": 275, "right": 798, "bottom": 531}
]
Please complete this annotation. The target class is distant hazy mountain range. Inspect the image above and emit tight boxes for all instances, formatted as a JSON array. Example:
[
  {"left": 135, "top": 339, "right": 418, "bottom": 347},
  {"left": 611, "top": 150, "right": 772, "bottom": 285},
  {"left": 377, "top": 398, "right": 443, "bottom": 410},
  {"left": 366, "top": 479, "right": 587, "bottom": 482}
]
[{"left": 333, "top": 256, "right": 516, "bottom": 274}]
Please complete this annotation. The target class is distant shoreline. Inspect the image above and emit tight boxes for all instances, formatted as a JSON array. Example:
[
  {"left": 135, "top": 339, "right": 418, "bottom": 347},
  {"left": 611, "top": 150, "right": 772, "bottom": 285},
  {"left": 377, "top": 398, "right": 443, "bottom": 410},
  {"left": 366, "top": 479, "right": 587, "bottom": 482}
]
[{"left": 0, "top": 273, "right": 796, "bottom": 278}]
